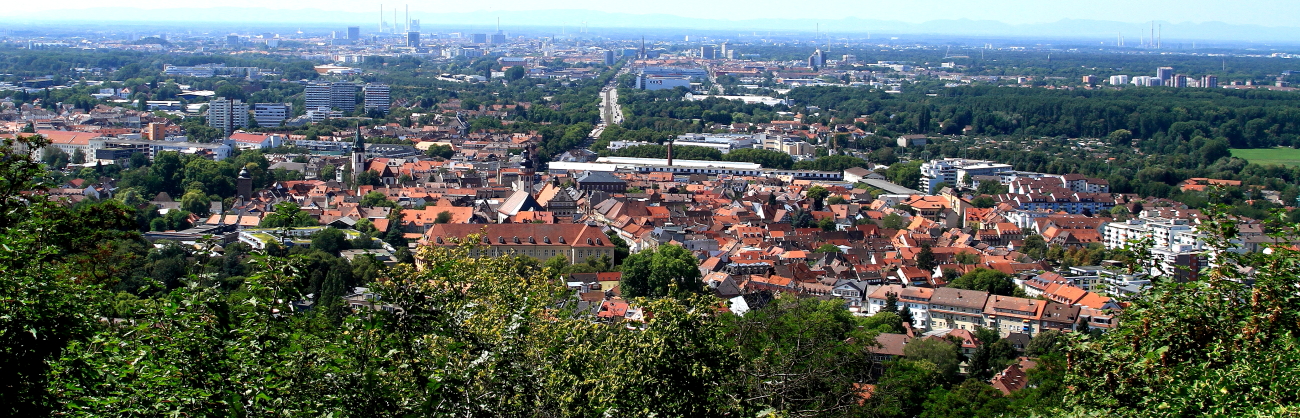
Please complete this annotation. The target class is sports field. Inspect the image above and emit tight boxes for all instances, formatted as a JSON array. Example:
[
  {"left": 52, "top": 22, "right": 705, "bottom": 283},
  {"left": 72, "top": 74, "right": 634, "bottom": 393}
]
[{"left": 1230, "top": 148, "right": 1300, "bottom": 167}]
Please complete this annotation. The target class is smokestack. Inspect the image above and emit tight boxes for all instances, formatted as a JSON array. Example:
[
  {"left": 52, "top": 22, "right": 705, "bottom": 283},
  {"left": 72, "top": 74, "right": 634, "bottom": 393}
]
[
  {"left": 380, "top": 4, "right": 384, "bottom": 33},
  {"left": 406, "top": 5, "right": 409, "bottom": 32},
  {"left": 666, "top": 140, "right": 674, "bottom": 167}
]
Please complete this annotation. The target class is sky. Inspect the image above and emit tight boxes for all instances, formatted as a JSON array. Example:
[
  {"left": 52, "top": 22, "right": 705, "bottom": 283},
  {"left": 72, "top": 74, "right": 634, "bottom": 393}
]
[{"left": 6, "top": 0, "right": 1299, "bottom": 28}]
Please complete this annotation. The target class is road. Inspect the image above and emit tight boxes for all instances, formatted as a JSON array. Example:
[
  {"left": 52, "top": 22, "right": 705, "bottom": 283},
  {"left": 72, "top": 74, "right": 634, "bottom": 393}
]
[{"left": 590, "top": 68, "right": 628, "bottom": 141}]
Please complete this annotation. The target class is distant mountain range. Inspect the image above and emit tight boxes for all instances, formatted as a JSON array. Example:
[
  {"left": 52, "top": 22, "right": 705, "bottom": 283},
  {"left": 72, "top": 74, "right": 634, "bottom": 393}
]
[{"left": 10, "top": 7, "right": 1300, "bottom": 44}]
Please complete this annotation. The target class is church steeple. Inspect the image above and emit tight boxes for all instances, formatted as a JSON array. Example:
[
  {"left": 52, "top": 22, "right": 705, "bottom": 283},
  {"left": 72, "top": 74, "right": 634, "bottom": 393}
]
[{"left": 354, "top": 124, "right": 365, "bottom": 154}]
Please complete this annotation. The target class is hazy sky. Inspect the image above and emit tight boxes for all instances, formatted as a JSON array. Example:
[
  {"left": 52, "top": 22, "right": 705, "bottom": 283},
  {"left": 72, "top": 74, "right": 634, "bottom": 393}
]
[{"left": 11, "top": 0, "right": 1300, "bottom": 27}]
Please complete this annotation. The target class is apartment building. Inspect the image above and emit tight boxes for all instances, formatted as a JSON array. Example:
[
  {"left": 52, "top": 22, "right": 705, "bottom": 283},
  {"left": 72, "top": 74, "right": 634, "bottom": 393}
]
[
  {"left": 919, "top": 158, "right": 1012, "bottom": 194},
  {"left": 927, "top": 287, "right": 991, "bottom": 331},
  {"left": 363, "top": 83, "right": 391, "bottom": 112},
  {"left": 207, "top": 97, "right": 248, "bottom": 137}
]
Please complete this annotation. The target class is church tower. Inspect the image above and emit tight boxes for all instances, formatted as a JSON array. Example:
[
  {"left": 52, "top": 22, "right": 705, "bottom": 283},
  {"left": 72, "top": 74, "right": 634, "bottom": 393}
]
[{"left": 351, "top": 124, "right": 366, "bottom": 183}]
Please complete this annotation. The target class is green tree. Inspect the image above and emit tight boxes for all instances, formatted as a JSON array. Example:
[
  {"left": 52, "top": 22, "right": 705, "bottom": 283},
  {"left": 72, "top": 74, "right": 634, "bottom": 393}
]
[
  {"left": 620, "top": 244, "right": 701, "bottom": 298},
  {"left": 920, "top": 379, "right": 1011, "bottom": 418},
  {"left": 859, "top": 310, "right": 904, "bottom": 334},
  {"left": 903, "top": 337, "right": 962, "bottom": 384},
  {"left": 42, "top": 147, "right": 70, "bottom": 169},
  {"left": 816, "top": 216, "right": 837, "bottom": 232},
  {"left": 916, "top": 244, "right": 936, "bottom": 271},
  {"left": 976, "top": 181, "right": 1008, "bottom": 195},
  {"left": 505, "top": 65, "right": 525, "bottom": 81},
  {"left": 435, "top": 211, "right": 452, "bottom": 224},
  {"left": 260, "top": 202, "right": 316, "bottom": 228},
  {"left": 967, "top": 326, "right": 1016, "bottom": 379},
  {"left": 180, "top": 189, "right": 211, "bottom": 216},
  {"left": 882, "top": 213, "right": 906, "bottom": 229},
  {"left": 360, "top": 191, "right": 396, "bottom": 207},
  {"left": 1107, "top": 128, "right": 1133, "bottom": 145},
  {"left": 1063, "top": 207, "right": 1300, "bottom": 416},
  {"left": 354, "top": 170, "right": 382, "bottom": 187},
  {"left": 814, "top": 243, "right": 842, "bottom": 253},
  {"left": 947, "top": 268, "right": 1016, "bottom": 296},
  {"left": 723, "top": 296, "right": 876, "bottom": 416},
  {"left": 807, "top": 185, "right": 830, "bottom": 211},
  {"left": 311, "top": 227, "right": 349, "bottom": 255},
  {"left": 425, "top": 144, "right": 455, "bottom": 159}
]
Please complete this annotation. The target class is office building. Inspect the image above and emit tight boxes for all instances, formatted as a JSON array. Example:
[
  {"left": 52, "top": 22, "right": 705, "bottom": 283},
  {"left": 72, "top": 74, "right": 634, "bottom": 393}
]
[
  {"left": 1109, "top": 75, "right": 1130, "bottom": 85},
  {"left": 1156, "top": 66, "right": 1174, "bottom": 82},
  {"left": 409, "top": 19, "right": 420, "bottom": 31},
  {"left": 207, "top": 97, "right": 248, "bottom": 138},
  {"left": 720, "top": 42, "right": 730, "bottom": 59},
  {"left": 1201, "top": 75, "right": 1218, "bottom": 89},
  {"left": 363, "top": 83, "right": 391, "bottom": 112},
  {"left": 253, "top": 103, "right": 290, "bottom": 127},
  {"left": 701, "top": 45, "right": 715, "bottom": 59},
  {"left": 491, "top": 33, "right": 507, "bottom": 44},
  {"left": 406, "top": 31, "right": 420, "bottom": 49},
  {"left": 347, "top": 26, "right": 360, "bottom": 41},
  {"left": 226, "top": 35, "right": 240, "bottom": 45},
  {"left": 470, "top": 33, "right": 487, "bottom": 44},
  {"left": 1082, "top": 75, "right": 1099, "bottom": 86},
  {"left": 603, "top": 50, "right": 615, "bottom": 66}
]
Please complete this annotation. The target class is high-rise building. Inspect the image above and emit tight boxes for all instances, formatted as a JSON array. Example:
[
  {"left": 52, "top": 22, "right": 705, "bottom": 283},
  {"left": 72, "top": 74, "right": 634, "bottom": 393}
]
[
  {"left": 700, "top": 45, "right": 715, "bottom": 59},
  {"left": 720, "top": 42, "right": 730, "bottom": 59},
  {"left": 1201, "top": 75, "right": 1218, "bottom": 89},
  {"left": 407, "top": 31, "right": 420, "bottom": 49},
  {"left": 253, "top": 103, "right": 290, "bottom": 127},
  {"left": 471, "top": 33, "right": 488, "bottom": 44},
  {"left": 226, "top": 35, "right": 240, "bottom": 45},
  {"left": 1132, "top": 76, "right": 1162, "bottom": 87},
  {"left": 305, "top": 82, "right": 332, "bottom": 111},
  {"left": 347, "top": 26, "right": 360, "bottom": 40},
  {"left": 1156, "top": 66, "right": 1174, "bottom": 82},
  {"left": 305, "top": 82, "right": 358, "bottom": 113},
  {"left": 491, "top": 33, "right": 507, "bottom": 44},
  {"left": 363, "top": 84, "right": 391, "bottom": 112},
  {"left": 409, "top": 19, "right": 420, "bottom": 31},
  {"left": 331, "top": 82, "right": 357, "bottom": 113},
  {"left": 207, "top": 97, "right": 248, "bottom": 137},
  {"left": 1082, "top": 75, "right": 1099, "bottom": 86},
  {"left": 1170, "top": 74, "right": 1188, "bottom": 88},
  {"left": 146, "top": 123, "right": 167, "bottom": 141},
  {"left": 808, "top": 49, "right": 825, "bottom": 68},
  {"left": 1109, "top": 75, "right": 1130, "bottom": 86},
  {"left": 603, "top": 50, "right": 615, "bottom": 66}
]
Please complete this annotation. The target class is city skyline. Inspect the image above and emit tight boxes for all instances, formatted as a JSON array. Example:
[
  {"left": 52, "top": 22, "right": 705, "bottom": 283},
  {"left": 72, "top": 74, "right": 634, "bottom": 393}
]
[{"left": 4, "top": 0, "right": 1299, "bottom": 29}]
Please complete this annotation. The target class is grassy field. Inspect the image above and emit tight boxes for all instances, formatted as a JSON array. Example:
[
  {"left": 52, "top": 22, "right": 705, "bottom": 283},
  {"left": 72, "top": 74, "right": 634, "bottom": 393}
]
[{"left": 1230, "top": 148, "right": 1300, "bottom": 167}]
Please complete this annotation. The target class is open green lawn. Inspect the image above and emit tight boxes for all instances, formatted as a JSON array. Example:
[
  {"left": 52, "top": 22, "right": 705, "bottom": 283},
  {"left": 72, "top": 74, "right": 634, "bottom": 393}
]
[{"left": 1231, "top": 148, "right": 1300, "bottom": 167}]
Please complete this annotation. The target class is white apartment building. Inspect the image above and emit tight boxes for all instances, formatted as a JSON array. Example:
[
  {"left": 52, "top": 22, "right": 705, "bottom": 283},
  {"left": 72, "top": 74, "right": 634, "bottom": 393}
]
[
  {"left": 363, "top": 83, "right": 391, "bottom": 112},
  {"left": 305, "top": 82, "right": 358, "bottom": 113},
  {"left": 919, "top": 158, "right": 1013, "bottom": 194},
  {"left": 1109, "top": 75, "right": 1130, "bottom": 85},
  {"left": 252, "top": 103, "right": 289, "bottom": 127},
  {"left": 207, "top": 97, "right": 248, "bottom": 138}
]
